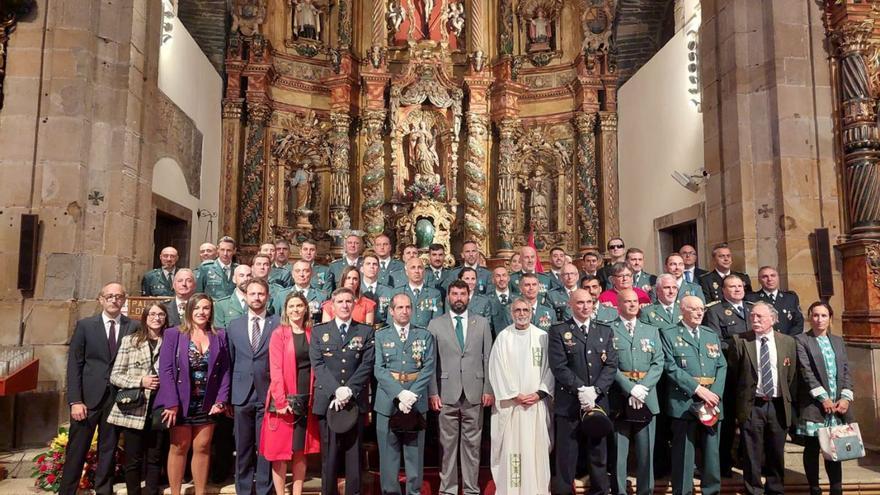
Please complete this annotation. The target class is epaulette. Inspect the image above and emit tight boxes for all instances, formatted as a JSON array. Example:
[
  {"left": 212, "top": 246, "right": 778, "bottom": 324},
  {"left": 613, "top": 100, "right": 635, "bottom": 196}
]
[
  {"left": 705, "top": 300, "right": 721, "bottom": 308},
  {"left": 214, "top": 294, "right": 233, "bottom": 303},
  {"left": 698, "top": 271, "right": 714, "bottom": 280}
]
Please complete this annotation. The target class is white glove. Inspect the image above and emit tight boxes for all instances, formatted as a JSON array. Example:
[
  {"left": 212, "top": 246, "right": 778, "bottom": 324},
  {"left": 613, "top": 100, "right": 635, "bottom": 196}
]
[
  {"left": 628, "top": 396, "right": 644, "bottom": 410},
  {"left": 630, "top": 384, "right": 649, "bottom": 402},
  {"left": 577, "top": 386, "right": 598, "bottom": 409},
  {"left": 335, "top": 386, "right": 353, "bottom": 404},
  {"left": 398, "top": 401, "right": 412, "bottom": 414},
  {"left": 397, "top": 389, "right": 418, "bottom": 408},
  {"left": 329, "top": 399, "right": 342, "bottom": 411}
]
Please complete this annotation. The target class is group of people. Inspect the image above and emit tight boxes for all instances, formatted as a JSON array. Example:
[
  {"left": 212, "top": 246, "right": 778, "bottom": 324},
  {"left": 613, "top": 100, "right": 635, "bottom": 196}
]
[{"left": 61, "top": 235, "right": 854, "bottom": 495}]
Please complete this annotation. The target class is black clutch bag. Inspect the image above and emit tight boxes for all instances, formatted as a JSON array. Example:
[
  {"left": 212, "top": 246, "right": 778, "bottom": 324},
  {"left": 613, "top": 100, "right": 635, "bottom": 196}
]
[
  {"left": 115, "top": 388, "right": 145, "bottom": 412},
  {"left": 269, "top": 394, "right": 310, "bottom": 417}
]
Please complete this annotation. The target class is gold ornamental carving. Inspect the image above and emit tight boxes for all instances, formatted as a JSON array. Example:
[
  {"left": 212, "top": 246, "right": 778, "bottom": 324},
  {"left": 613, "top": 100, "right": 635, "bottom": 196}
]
[
  {"left": 867, "top": 243, "right": 880, "bottom": 290},
  {"left": 396, "top": 199, "right": 455, "bottom": 255},
  {"left": 361, "top": 110, "right": 387, "bottom": 239},
  {"left": 463, "top": 113, "right": 489, "bottom": 247}
]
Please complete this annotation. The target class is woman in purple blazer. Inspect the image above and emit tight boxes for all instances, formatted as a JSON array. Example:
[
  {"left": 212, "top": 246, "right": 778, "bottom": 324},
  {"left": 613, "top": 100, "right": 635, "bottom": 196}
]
[{"left": 156, "top": 293, "right": 230, "bottom": 495}]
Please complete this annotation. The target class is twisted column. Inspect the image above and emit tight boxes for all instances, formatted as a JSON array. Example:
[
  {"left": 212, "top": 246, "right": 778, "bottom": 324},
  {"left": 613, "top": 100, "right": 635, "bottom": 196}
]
[
  {"left": 463, "top": 113, "right": 489, "bottom": 247},
  {"left": 598, "top": 111, "right": 619, "bottom": 244},
  {"left": 329, "top": 112, "right": 352, "bottom": 232},
  {"left": 495, "top": 117, "right": 519, "bottom": 256},
  {"left": 574, "top": 112, "right": 599, "bottom": 252},
  {"left": 240, "top": 103, "right": 272, "bottom": 245},
  {"left": 469, "top": 0, "right": 483, "bottom": 52},
  {"left": 360, "top": 110, "right": 387, "bottom": 240}
]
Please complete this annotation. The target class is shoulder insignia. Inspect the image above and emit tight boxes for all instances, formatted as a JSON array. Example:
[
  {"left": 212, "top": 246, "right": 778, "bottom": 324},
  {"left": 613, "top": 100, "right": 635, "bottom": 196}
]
[{"left": 705, "top": 300, "right": 720, "bottom": 308}]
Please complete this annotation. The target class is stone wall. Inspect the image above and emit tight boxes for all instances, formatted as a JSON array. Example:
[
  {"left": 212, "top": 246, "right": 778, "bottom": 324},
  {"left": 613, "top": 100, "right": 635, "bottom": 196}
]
[{"left": 0, "top": 0, "right": 188, "bottom": 447}]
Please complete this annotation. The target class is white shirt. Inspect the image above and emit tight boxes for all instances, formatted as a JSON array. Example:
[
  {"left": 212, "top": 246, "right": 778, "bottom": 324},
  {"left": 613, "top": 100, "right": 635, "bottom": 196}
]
[
  {"left": 394, "top": 323, "right": 409, "bottom": 342},
  {"left": 363, "top": 281, "right": 377, "bottom": 293},
  {"left": 684, "top": 324, "right": 699, "bottom": 340},
  {"left": 409, "top": 284, "right": 425, "bottom": 294},
  {"left": 463, "top": 263, "right": 480, "bottom": 270},
  {"left": 715, "top": 269, "right": 731, "bottom": 278},
  {"left": 335, "top": 317, "right": 353, "bottom": 333},
  {"left": 495, "top": 289, "right": 510, "bottom": 301},
  {"left": 622, "top": 317, "right": 638, "bottom": 333},
  {"left": 754, "top": 332, "right": 779, "bottom": 398},
  {"left": 726, "top": 299, "right": 745, "bottom": 315},
  {"left": 675, "top": 276, "right": 684, "bottom": 289},
  {"left": 764, "top": 289, "right": 779, "bottom": 300},
  {"left": 450, "top": 310, "right": 469, "bottom": 342},
  {"left": 345, "top": 256, "right": 359, "bottom": 266},
  {"left": 573, "top": 316, "right": 591, "bottom": 333},
  {"left": 294, "top": 285, "right": 310, "bottom": 298},
  {"left": 101, "top": 312, "right": 122, "bottom": 341},
  {"left": 247, "top": 311, "right": 267, "bottom": 343}
]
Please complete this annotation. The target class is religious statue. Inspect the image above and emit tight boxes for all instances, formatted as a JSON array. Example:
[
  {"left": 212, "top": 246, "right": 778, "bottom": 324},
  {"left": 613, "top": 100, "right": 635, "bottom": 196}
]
[
  {"left": 293, "top": 0, "right": 321, "bottom": 40},
  {"left": 527, "top": 7, "right": 551, "bottom": 52},
  {"left": 522, "top": 168, "right": 550, "bottom": 232},
  {"left": 231, "top": 0, "right": 266, "bottom": 36},
  {"left": 421, "top": 0, "right": 435, "bottom": 34},
  {"left": 408, "top": 121, "right": 440, "bottom": 185},
  {"left": 288, "top": 162, "right": 315, "bottom": 228},
  {"left": 387, "top": 1, "right": 405, "bottom": 35},
  {"left": 445, "top": 3, "right": 465, "bottom": 38}
]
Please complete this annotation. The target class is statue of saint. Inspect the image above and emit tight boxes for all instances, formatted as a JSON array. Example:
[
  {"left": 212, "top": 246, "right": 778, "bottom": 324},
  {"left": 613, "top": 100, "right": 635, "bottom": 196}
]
[
  {"left": 421, "top": 0, "right": 435, "bottom": 34},
  {"left": 289, "top": 162, "right": 314, "bottom": 212},
  {"left": 524, "top": 168, "right": 550, "bottom": 232},
  {"left": 387, "top": 1, "right": 405, "bottom": 35},
  {"left": 408, "top": 121, "right": 440, "bottom": 183},
  {"left": 231, "top": 0, "right": 266, "bottom": 36},
  {"left": 528, "top": 7, "right": 551, "bottom": 52},
  {"left": 293, "top": 0, "right": 321, "bottom": 40},
  {"left": 445, "top": 3, "right": 465, "bottom": 38}
]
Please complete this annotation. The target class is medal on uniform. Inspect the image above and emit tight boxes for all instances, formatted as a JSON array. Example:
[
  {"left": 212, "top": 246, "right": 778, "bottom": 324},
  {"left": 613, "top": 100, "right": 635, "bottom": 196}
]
[
  {"left": 712, "top": 281, "right": 719, "bottom": 289},
  {"left": 724, "top": 309, "right": 733, "bottom": 316},
  {"left": 600, "top": 350, "right": 607, "bottom": 363},
  {"left": 563, "top": 331, "right": 572, "bottom": 340},
  {"left": 322, "top": 333, "right": 330, "bottom": 343}
]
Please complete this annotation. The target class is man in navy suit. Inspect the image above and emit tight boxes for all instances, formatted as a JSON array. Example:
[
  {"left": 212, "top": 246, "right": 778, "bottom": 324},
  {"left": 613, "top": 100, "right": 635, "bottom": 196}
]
[
  {"left": 311, "top": 288, "right": 376, "bottom": 495},
  {"left": 61, "top": 282, "right": 139, "bottom": 495},
  {"left": 226, "top": 278, "right": 280, "bottom": 495},
  {"left": 548, "top": 289, "right": 618, "bottom": 495}
]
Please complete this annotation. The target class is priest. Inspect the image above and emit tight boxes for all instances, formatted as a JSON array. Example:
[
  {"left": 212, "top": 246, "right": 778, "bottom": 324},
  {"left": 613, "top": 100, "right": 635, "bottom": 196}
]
[{"left": 488, "top": 297, "right": 555, "bottom": 495}]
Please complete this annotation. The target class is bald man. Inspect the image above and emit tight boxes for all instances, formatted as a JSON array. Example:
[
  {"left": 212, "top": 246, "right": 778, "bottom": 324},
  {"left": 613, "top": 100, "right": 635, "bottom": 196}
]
[
  {"left": 141, "top": 246, "right": 179, "bottom": 296},
  {"left": 389, "top": 257, "right": 444, "bottom": 327},
  {"left": 509, "top": 245, "right": 562, "bottom": 297}
]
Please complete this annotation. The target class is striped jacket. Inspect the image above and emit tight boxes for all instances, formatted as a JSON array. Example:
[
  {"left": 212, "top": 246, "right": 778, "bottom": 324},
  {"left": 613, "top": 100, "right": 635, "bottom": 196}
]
[{"left": 107, "top": 334, "right": 161, "bottom": 430}]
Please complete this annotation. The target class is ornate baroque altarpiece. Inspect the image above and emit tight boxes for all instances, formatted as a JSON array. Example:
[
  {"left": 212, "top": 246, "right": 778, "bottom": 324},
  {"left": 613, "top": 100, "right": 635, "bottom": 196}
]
[{"left": 221, "top": 0, "right": 619, "bottom": 259}]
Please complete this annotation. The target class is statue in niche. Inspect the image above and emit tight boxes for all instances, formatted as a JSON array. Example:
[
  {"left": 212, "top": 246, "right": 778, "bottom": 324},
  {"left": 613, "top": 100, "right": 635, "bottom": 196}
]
[
  {"left": 445, "top": 3, "right": 465, "bottom": 38},
  {"left": 231, "top": 0, "right": 266, "bottom": 36},
  {"left": 521, "top": 167, "right": 550, "bottom": 232},
  {"left": 287, "top": 162, "right": 315, "bottom": 228},
  {"left": 408, "top": 121, "right": 440, "bottom": 185},
  {"left": 421, "top": 0, "right": 435, "bottom": 34},
  {"left": 527, "top": 7, "right": 552, "bottom": 52},
  {"left": 293, "top": 0, "right": 321, "bottom": 40},
  {"left": 387, "top": 1, "right": 405, "bottom": 35}
]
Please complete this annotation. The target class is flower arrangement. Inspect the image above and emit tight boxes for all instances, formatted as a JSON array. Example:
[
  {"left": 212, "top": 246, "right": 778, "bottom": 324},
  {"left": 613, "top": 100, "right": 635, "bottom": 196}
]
[
  {"left": 32, "top": 426, "right": 122, "bottom": 492},
  {"left": 404, "top": 182, "right": 447, "bottom": 202}
]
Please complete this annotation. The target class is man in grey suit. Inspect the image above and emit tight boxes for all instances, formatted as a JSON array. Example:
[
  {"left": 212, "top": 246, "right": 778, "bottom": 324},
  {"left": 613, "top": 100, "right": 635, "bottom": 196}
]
[
  {"left": 226, "top": 278, "right": 280, "bottom": 495},
  {"left": 163, "top": 268, "right": 197, "bottom": 327},
  {"left": 428, "top": 280, "right": 494, "bottom": 495}
]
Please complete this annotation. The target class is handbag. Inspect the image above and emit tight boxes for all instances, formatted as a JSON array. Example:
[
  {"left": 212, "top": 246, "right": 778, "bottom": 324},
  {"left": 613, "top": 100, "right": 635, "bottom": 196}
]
[
  {"left": 818, "top": 416, "right": 865, "bottom": 462},
  {"left": 115, "top": 387, "right": 145, "bottom": 412},
  {"left": 268, "top": 394, "right": 310, "bottom": 417}
]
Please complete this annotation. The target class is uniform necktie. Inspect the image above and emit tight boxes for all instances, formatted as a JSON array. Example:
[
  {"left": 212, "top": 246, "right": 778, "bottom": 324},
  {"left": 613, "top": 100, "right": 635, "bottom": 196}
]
[
  {"left": 108, "top": 320, "right": 117, "bottom": 355},
  {"left": 166, "top": 270, "right": 173, "bottom": 284},
  {"left": 500, "top": 294, "right": 508, "bottom": 305},
  {"left": 625, "top": 321, "right": 634, "bottom": 337},
  {"left": 381, "top": 261, "right": 387, "bottom": 271},
  {"left": 366, "top": 285, "right": 374, "bottom": 295},
  {"left": 414, "top": 288, "right": 421, "bottom": 299},
  {"left": 251, "top": 317, "right": 261, "bottom": 352},
  {"left": 399, "top": 326, "right": 407, "bottom": 343},
  {"left": 434, "top": 270, "right": 441, "bottom": 279},
  {"left": 760, "top": 336, "right": 775, "bottom": 397},
  {"left": 339, "top": 322, "right": 348, "bottom": 339},
  {"left": 685, "top": 271, "right": 692, "bottom": 284},
  {"left": 665, "top": 306, "right": 674, "bottom": 319},
  {"left": 691, "top": 327, "right": 699, "bottom": 341},
  {"left": 223, "top": 265, "right": 231, "bottom": 281},
  {"left": 735, "top": 305, "right": 744, "bottom": 318},
  {"left": 454, "top": 316, "right": 465, "bottom": 350},
  {"left": 580, "top": 323, "right": 588, "bottom": 336}
]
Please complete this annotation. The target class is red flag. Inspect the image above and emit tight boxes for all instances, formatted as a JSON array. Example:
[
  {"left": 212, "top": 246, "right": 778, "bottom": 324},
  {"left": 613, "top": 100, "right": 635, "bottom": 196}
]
[{"left": 528, "top": 229, "right": 545, "bottom": 273}]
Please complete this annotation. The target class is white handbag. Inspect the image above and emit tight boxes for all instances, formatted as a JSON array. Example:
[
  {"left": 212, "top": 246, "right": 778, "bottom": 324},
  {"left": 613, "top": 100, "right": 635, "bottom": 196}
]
[{"left": 818, "top": 421, "right": 865, "bottom": 462}]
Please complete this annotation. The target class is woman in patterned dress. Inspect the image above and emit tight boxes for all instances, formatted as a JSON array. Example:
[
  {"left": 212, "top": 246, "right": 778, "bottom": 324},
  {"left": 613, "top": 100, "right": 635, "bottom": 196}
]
[{"left": 795, "top": 302, "right": 854, "bottom": 495}]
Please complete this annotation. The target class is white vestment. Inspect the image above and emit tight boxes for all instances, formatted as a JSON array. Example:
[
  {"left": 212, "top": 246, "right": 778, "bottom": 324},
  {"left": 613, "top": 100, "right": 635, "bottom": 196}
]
[{"left": 489, "top": 324, "right": 554, "bottom": 495}]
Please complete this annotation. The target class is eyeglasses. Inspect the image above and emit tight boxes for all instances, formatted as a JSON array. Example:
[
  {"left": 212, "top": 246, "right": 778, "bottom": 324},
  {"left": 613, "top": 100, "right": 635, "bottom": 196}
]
[
  {"left": 609, "top": 244, "right": 625, "bottom": 249},
  {"left": 101, "top": 294, "right": 125, "bottom": 301},
  {"left": 615, "top": 274, "right": 633, "bottom": 279},
  {"left": 146, "top": 312, "right": 166, "bottom": 319}
]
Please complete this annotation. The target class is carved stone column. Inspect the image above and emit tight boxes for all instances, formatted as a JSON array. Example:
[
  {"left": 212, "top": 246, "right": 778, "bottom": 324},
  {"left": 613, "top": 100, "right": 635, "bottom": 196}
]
[
  {"left": 495, "top": 117, "right": 520, "bottom": 257},
  {"left": 240, "top": 103, "right": 272, "bottom": 246},
  {"left": 337, "top": 0, "right": 352, "bottom": 51},
  {"left": 220, "top": 98, "right": 245, "bottom": 240},
  {"left": 573, "top": 112, "right": 599, "bottom": 253},
  {"left": 598, "top": 111, "right": 619, "bottom": 244},
  {"left": 361, "top": 110, "right": 386, "bottom": 241},
  {"left": 329, "top": 112, "right": 352, "bottom": 231},
  {"left": 463, "top": 112, "right": 489, "bottom": 247}
]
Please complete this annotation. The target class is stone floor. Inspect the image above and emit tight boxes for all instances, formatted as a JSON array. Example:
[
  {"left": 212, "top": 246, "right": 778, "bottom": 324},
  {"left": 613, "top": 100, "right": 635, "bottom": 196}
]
[{"left": 1, "top": 443, "right": 880, "bottom": 494}]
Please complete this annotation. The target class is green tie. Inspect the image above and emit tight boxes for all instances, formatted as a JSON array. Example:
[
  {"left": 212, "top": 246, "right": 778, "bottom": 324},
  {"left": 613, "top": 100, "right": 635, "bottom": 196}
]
[{"left": 454, "top": 315, "right": 465, "bottom": 350}]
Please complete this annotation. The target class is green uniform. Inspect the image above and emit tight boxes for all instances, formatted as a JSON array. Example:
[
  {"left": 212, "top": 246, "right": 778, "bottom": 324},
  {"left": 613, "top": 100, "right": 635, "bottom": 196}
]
[
  {"left": 594, "top": 304, "right": 620, "bottom": 325},
  {"left": 676, "top": 281, "right": 705, "bottom": 304},
  {"left": 388, "top": 286, "right": 444, "bottom": 328},
  {"left": 424, "top": 267, "right": 452, "bottom": 292},
  {"left": 141, "top": 268, "right": 175, "bottom": 297},
  {"left": 310, "top": 264, "right": 334, "bottom": 292},
  {"left": 373, "top": 324, "right": 435, "bottom": 495},
  {"left": 328, "top": 257, "right": 363, "bottom": 288},
  {"left": 640, "top": 302, "right": 682, "bottom": 330},
  {"left": 631, "top": 271, "right": 657, "bottom": 295},
  {"left": 545, "top": 287, "right": 577, "bottom": 322},
  {"left": 362, "top": 282, "right": 395, "bottom": 324},
  {"left": 270, "top": 286, "right": 328, "bottom": 323},
  {"left": 268, "top": 263, "right": 293, "bottom": 288},
  {"left": 609, "top": 318, "right": 664, "bottom": 495},
  {"left": 509, "top": 270, "right": 561, "bottom": 298},
  {"left": 441, "top": 265, "right": 492, "bottom": 295},
  {"left": 467, "top": 293, "right": 493, "bottom": 321},
  {"left": 195, "top": 260, "right": 238, "bottom": 300},
  {"left": 486, "top": 290, "right": 512, "bottom": 336},
  {"left": 213, "top": 292, "right": 247, "bottom": 329},
  {"left": 377, "top": 258, "right": 405, "bottom": 284},
  {"left": 660, "top": 323, "right": 727, "bottom": 495}
]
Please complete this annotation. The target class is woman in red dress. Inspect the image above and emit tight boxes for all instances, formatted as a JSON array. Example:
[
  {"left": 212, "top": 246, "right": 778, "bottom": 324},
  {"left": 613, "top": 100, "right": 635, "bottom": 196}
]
[
  {"left": 321, "top": 265, "right": 376, "bottom": 325},
  {"left": 259, "top": 292, "right": 320, "bottom": 495}
]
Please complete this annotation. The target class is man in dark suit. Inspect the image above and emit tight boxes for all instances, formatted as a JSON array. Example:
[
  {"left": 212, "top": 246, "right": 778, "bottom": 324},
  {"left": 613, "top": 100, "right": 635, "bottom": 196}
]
[
  {"left": 729, "top": 301, "right": 798, "bottom": 495},
  {"left": 699, "top": 243, "right": 752, "bottom": 302},
  {"left": 744, "top": 266, "right": 804, "bottom": 336},
  {"left": 311, "top": 288, "right": 376, "bottom": 495},
  {"left": 679, "top": 244, "right": 707, "bottom": 285},
  {"left": 548, "top": 289, "right": 618, "bottom": 495},
  {"left": 61, "top": 282, "right": 139, "bottom": 495},
  {"left": 163, "top": 268, "right": 197, "bottom": 327},
  {"left": 226, "top": 278, "right": 280, "bottom": 495}
]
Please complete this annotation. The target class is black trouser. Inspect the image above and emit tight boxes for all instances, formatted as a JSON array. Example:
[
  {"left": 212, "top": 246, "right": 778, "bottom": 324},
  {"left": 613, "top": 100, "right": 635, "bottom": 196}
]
[
  {"left": 210, "top": 414, "right": 235, "bottom": 483},
  {"left": 803, "top": 436, "right": 843, "bottom": 495},
  {"left": 60, "top": 392, "right": 118, "bottom": 495},
  {"left": 740, "top": 398, "right": 786, "bottom": 495},
  {"left": 121, "top": 420, "right": 168, "bottom": 495},
  {"left": 553, "top": 414, "right": 609, "bottom": 495},
  {"left": 319, "top": 413, "right": 365, "bottom": 495}
]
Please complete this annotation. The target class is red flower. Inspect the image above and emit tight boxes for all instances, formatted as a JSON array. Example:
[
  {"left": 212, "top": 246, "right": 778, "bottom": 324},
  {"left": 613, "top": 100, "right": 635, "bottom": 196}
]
[
  {"left": 39, "top": 464, "right": 47, "bottom": 472},
  {"left": 46, "top": 474, "right": 56, "bottom": 483}
]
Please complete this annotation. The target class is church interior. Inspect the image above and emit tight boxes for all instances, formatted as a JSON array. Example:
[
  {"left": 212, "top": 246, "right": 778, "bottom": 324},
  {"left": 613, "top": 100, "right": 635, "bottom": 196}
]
[{"left": 2, "top": 0, "right": 880, "bottom": 483}]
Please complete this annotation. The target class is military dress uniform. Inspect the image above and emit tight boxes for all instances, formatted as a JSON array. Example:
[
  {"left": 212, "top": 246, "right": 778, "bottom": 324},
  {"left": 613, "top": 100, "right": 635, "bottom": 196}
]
[
  {"left": 373, "top": 324, "right": 436, "bottom": 495},
  {"left": 486, "top": 290, "right": 512, "bottom": 336},
  {"left": 631, "top": 271, "right": 657, "bottom": 295},
  {"left": 744, "top": 289, "right": 804, "bottom": 336},
  {"left": 546, "top": 287, "right": 574, "bottom": 323},
  {"left": 377, "top": 258, "right": 405, "bottom": 284},
  {"left": 329, "top": 257, "right": 363, "bottom": 288},
  {"left": 640, "top": 303, "right": 682, "bottom": 330},
  {"left": 442, "top": 265, "right": 492, "bottom": 295},
  {"left": 594, "top": 305, "right": 620, "bottom": 325},
  {"left": 310, "top": 319, "right": 376, "bottom": 495},
  {"left": 195, "top": 260, "right": 238, "bottom": 300},
  {"left": 467, "top": 293, "right": 493, "bottom": 321},
  {"left": 547, "top": 318, "right": 618, "bottom": 495},
  {"left": 675, "top": 281, "right": 705, "bottom": 304},
  {"left": 424, "top": 267, "right": 452, "bottom": 292},
  {"left": 660, "top": 323, "right": 727, "bottom": 495},
  {"left": 387, "top": 286, "right": 444, "bottom": 328},
  {"left": 270, "top": 286, "right": 328, "bottom": 323},
  {"left": 213, "top": 292, "right": 247, "bottom": 328},
  {"left": 362, "top": 281, "right": 395, "bottom": 325},
  {"left": 699, "top": 271, "right": 752, "bottom": 303},
  {"left": 609, "top": 318, "right": 665, "bottom": 495},
  {"left": 141, "top": 268, "right": 175, "bottom": 296},
  {"left": 310, "top": 264, "right": 335, "bottom": 292},
  {"left": 509, "top": 270, "right": 562, "bottom": 298},
  {"left": 268, "top": 262, "right": 293, "bottom": 288}
]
